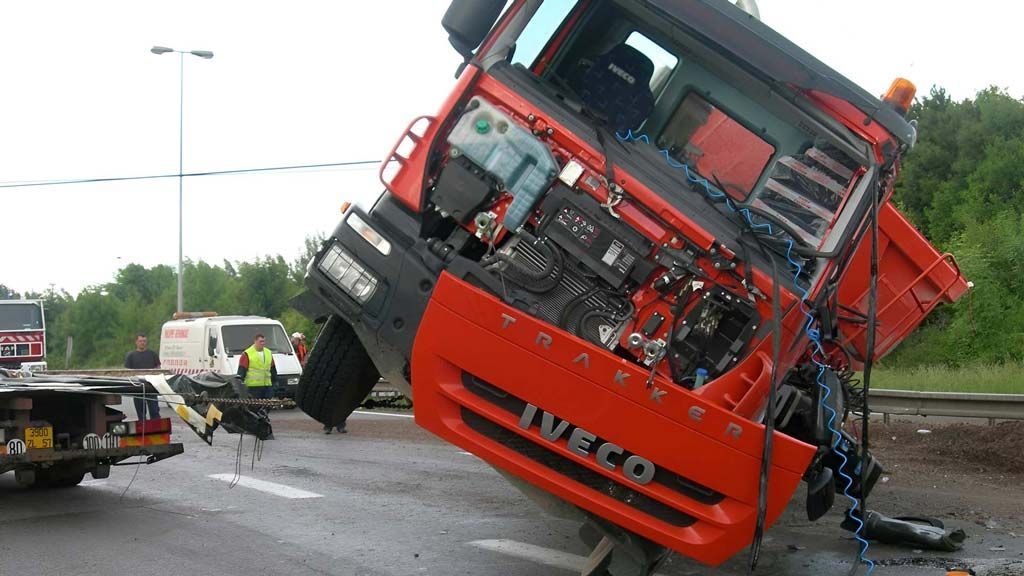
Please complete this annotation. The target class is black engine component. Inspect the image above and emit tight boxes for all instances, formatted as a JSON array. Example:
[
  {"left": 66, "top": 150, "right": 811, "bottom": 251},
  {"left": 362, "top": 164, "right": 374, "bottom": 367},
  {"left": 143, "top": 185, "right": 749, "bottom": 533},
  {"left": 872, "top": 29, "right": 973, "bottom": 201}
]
[
  {"left": 825, "top": 429, "right": 882, "bottom": 500},
  {"left": 775, "top": 374, "right": 881, "bottom": 519},
  {"left": 432, "top": 156, "right": 497, "bottom": 224},
  {"left": 538, "top": 185, "right": 654, "bottom": 289},
  {"left": 496, "top": 236, "right": 630, "bottom": 348},
  {"left": 669, "top": 286, "right": 759, "bottom": 378}
]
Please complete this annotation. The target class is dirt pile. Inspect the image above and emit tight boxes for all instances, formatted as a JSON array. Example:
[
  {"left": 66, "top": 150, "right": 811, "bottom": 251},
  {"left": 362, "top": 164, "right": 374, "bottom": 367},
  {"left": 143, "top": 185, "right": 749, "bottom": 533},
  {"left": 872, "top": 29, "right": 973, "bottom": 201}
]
[{"left": 871, "top": 421, "right": 1024, "bottom": 474}]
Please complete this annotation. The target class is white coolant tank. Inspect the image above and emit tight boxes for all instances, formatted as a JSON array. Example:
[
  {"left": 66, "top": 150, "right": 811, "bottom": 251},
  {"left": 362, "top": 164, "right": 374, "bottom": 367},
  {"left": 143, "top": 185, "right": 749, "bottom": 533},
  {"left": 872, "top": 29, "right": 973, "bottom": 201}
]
[{"left": 447, "top": 97, "right": 557, "bottom": 231}]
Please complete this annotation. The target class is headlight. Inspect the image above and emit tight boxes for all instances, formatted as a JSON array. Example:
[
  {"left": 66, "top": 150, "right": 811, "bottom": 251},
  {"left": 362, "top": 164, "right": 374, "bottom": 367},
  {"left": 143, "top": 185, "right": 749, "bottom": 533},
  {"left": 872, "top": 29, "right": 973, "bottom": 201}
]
[
  {"left": 318, "top": 244, "right": 379, "bottom": 304},
  {"left": 110, "top": 423, "right": 128, "bottom": 436},
  {"left": 287, "top": 377, "right": 299, "bottom": 386}
]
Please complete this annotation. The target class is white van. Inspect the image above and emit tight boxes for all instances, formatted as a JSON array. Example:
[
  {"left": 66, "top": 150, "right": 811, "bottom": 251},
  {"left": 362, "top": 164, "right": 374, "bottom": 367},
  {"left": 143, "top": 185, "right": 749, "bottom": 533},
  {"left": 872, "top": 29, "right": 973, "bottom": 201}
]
[{"left": 158, "top": 314, "right": 303, "bottom": 398}]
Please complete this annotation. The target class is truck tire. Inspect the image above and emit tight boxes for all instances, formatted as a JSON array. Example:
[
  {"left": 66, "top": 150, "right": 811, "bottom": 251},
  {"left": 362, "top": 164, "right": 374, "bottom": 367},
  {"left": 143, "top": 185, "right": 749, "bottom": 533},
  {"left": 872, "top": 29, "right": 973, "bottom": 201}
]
[{"left": 296, "top": 315, "right": 380, "bottom": 427}]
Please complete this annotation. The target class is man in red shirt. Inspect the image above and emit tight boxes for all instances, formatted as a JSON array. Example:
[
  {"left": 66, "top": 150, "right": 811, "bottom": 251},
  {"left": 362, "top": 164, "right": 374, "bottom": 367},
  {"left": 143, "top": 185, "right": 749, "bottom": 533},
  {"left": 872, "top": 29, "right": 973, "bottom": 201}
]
[{"left": 291, "top": 332, "right": 308, "bottom": 366}]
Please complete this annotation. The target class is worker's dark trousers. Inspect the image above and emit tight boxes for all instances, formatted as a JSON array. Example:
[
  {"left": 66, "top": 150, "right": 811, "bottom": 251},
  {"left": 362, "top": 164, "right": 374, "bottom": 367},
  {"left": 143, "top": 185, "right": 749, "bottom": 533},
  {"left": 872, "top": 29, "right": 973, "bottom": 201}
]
[
  {"left": 248, "top": 386, "right": 274, "bottom": 400},
  {"left": 134, "top": 398, "right": 161, "bottom": 420}
]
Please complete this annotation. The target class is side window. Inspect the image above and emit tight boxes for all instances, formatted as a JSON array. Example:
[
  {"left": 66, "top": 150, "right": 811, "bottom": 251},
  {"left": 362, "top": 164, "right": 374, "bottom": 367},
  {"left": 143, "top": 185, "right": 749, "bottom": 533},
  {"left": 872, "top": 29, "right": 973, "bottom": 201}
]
[
  {"left": 511, "top": 0, "right": 579, "bottom": 70},
  {"left": 624, "top": 31, "right": 678, "bottom": 94}
]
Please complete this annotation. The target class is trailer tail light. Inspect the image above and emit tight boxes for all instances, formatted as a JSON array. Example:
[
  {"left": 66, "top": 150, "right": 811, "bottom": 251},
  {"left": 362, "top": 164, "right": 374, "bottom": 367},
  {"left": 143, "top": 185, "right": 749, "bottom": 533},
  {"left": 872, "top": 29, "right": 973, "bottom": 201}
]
[
  {"left": 110, "top": 417, "right": 172, "bottom": 436},
  {"left": 113, "top": 417, "right": 173, "bottom": 447},
  {"left": 883, "top": 77, "right": 916, "bottom": 116},
  {"left": 120, "top": 433, "right": 171, "bottom": 447}
]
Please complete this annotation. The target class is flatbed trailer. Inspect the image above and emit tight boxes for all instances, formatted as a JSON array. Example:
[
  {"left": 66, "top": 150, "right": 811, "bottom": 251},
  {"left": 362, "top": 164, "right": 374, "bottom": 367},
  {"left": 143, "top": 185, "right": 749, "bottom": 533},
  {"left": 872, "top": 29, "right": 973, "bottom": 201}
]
[{"left": 0, "top": 376, "right": 183, "bottom": 488}]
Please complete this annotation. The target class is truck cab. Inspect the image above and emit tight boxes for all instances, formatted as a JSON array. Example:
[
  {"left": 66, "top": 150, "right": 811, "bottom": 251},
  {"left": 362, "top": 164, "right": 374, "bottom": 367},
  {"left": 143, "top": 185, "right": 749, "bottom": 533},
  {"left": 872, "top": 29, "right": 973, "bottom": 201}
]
[
  {"left": 295, "top": 0, "right": 969, "bottom": 569},
  {"left": 159, "top": 315, "right": 302, "bottom": 398},
  {"left": 0, "top": 299, "right": 46, "bottom": 372}
]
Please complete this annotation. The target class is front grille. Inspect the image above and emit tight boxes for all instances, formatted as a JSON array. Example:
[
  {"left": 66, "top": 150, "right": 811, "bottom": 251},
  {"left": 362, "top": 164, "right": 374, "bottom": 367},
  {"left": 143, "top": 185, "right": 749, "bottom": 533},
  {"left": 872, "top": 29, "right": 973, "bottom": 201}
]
[
  {"left": 462, "top": 373, "right": 725, "bottom": 506},
  {"left": 461, "top": 407, "right": 696, "bottom": 528}
]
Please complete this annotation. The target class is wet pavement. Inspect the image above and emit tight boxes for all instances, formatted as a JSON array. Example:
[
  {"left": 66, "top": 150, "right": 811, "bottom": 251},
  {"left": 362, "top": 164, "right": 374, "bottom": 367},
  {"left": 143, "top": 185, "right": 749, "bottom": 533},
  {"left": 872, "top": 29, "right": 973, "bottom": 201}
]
[{"left": 1, "top": 408, "right": 1020, "bottom": 575}]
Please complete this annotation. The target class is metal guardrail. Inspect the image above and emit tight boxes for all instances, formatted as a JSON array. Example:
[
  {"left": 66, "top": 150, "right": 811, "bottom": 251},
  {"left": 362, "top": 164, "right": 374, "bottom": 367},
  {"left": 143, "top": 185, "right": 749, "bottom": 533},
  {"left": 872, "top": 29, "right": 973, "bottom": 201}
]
[
  {"left": 30, "top": 374, "right": 1022, "bottom": 422},
  {"left": 868, "top": 389, "right": 1024, "bottom": 422},
  {"left": 38, "top": 369, "right": 171, "bottom": 377}
]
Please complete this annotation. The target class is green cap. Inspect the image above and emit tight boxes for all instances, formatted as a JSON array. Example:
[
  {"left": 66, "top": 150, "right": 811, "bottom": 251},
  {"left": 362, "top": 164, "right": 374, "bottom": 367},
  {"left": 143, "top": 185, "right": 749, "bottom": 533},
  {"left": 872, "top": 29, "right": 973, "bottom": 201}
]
[{"left": 474, "top": 119, "right": 491, "bottom": 134}]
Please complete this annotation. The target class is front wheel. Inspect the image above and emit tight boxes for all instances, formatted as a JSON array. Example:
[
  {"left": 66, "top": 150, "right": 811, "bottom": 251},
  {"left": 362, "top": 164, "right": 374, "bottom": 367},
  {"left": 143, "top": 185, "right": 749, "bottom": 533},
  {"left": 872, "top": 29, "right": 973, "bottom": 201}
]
[{"left": 296, "top": 315, "right": 381, "bottom": 427}]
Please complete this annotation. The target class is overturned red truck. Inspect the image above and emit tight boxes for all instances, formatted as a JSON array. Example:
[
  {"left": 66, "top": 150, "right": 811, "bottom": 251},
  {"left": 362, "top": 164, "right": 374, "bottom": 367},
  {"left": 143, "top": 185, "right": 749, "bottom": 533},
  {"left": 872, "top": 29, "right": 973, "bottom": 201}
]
[{"left": 294, "top": 0, "right": 969, "bottom": 572}]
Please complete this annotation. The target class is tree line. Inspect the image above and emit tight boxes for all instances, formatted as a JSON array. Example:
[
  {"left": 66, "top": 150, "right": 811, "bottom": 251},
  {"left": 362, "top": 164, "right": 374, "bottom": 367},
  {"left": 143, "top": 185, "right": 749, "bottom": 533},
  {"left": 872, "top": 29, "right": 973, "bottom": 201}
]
[
  {"left": 1, "top": 236, "right": 321, "bottom": 369},
  {"left": 4, "top": 86, "right": 1024, "bottom": 369},
  {"left": 887, "top": 87, "right": 1024, "bottom": 367}
]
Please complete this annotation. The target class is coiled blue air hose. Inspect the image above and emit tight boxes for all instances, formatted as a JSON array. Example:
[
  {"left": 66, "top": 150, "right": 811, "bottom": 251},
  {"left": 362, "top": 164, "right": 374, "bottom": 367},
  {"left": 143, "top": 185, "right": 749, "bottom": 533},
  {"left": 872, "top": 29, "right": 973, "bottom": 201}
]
[{"left": 615, "top": 129, "right": 874, "bottom": 574}]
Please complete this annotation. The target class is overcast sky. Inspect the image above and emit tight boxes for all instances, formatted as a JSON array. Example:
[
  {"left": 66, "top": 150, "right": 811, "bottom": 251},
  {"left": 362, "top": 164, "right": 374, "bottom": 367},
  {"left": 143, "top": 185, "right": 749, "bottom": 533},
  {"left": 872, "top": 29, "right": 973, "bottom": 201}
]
[{"left": 1, "top": 1, "right": 1018, "bottom": 297}]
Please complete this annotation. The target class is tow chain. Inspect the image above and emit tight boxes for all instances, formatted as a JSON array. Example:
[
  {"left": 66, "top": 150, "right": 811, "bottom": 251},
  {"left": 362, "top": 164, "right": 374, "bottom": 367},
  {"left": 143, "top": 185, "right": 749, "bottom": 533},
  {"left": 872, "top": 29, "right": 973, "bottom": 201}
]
[
  {"left": 180, "top": 392, "right": 407, "bottom": 411},
  {"left": 180, "top": 393, "right": 296, "bottom": 410},
  {"left": 360, "top": 394, "right": 412, "bottom": 410}
]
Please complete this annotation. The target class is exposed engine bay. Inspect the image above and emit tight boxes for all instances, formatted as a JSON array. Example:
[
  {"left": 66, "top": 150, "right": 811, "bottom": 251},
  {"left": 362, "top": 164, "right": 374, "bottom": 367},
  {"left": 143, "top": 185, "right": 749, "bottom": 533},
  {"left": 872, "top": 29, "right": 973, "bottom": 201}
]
[{"left": 431, "top": 94, "right": 853, "bottom": 393}]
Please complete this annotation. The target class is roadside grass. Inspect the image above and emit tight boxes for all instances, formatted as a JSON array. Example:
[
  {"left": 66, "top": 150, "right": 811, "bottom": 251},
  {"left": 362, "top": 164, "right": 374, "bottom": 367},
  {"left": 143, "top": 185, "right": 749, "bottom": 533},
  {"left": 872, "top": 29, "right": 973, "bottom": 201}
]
[{"left": 871, "top": 363, "right": 1024, "bottom": 394}]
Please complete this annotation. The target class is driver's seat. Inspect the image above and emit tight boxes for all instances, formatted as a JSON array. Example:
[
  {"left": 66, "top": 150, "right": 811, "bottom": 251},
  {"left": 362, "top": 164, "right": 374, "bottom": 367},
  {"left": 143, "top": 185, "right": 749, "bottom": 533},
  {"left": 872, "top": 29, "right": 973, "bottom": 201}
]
[{"left": 571, "top": 43, "right": 655, "bottom": 133}]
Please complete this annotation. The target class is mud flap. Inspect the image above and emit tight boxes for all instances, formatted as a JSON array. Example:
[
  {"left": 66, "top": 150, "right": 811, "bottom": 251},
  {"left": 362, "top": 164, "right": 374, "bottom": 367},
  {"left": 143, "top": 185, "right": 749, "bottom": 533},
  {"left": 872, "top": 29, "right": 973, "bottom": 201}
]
[{"left": 805, "top": 466, "right": 835, "bottom": 521}]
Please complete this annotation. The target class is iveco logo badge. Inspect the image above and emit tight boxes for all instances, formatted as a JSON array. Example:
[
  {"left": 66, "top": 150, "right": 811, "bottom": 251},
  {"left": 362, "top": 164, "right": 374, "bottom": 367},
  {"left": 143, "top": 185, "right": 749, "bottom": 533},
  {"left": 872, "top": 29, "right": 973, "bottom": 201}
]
[{"left": 518, "top": 403, "right": 656, "bottom": 485}]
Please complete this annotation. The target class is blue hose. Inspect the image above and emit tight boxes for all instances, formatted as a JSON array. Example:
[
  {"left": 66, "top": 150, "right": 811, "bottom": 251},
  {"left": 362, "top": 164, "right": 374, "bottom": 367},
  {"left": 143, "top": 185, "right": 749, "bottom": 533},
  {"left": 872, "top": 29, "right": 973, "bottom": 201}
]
[{"left": 615, "top": 129, "right": 874, "bottom": 574}]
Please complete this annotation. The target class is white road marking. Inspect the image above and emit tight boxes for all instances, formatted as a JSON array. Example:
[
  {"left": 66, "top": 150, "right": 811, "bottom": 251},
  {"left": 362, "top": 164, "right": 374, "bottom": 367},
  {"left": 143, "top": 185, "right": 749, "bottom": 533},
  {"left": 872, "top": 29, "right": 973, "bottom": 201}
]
[
  {"left": 469, "top": 539, "right": 667, "bottom": 575},
  {"left": 208, "top": 474, "right": 322, "bottom": 499},
  {"left": 351, "top": 410, "right": 414, "bottom": 419},
  {"left": 79, "top": 480, "right": 107, "bottom": 487},
  {"left": 468, "top": 539, "right": 587, "bottom": 573}
]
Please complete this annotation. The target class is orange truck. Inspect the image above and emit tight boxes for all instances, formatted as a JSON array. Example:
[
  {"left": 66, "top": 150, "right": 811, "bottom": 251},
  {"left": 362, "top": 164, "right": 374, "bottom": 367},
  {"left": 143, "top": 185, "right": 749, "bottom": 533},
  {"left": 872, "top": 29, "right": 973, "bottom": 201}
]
[{"left": 292, "top": 0, "right": 968, "bottom": 572}]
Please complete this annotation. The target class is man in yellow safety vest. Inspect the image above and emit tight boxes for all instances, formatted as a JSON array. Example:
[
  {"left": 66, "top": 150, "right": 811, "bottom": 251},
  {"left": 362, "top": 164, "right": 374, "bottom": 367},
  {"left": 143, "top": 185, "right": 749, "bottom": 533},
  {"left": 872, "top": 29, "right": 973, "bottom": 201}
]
[{"left": 237, "top": 333, "right": 278, "bottom": 401}]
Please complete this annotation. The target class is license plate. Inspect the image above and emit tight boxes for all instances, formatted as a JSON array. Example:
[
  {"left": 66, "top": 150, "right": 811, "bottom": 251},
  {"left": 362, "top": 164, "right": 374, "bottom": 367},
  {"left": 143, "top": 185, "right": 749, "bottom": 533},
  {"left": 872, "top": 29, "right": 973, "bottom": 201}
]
[{"left": 25, "top": 426, "right": 53, "bottom": 449}]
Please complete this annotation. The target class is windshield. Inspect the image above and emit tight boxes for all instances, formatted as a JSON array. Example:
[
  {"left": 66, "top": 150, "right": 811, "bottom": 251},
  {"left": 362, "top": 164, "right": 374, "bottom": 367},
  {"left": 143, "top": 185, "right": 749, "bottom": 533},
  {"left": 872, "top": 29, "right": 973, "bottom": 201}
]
[
  {"left": 0, "top": 303, "right": 43, "bottom": 331},
  {"left": 221, "top": 324, "right": 292, "bottom": 355},
  {"left": 504, "top": 0, "right": 865, "bottom": 249}
]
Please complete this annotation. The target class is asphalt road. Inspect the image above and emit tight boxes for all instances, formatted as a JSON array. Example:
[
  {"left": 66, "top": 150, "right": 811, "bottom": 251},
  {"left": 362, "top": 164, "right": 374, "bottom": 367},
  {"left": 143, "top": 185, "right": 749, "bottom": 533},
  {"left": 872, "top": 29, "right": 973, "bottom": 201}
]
[{"left": 1, "top": 407, "right": 1020, "bottom": 576}]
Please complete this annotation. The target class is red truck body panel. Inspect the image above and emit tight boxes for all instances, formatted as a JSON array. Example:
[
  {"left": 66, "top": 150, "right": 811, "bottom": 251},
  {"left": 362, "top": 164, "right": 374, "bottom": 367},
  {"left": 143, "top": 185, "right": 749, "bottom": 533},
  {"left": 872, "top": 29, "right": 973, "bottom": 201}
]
[{"left": 412, "top": 273, "right": 816, "bottom": 566}]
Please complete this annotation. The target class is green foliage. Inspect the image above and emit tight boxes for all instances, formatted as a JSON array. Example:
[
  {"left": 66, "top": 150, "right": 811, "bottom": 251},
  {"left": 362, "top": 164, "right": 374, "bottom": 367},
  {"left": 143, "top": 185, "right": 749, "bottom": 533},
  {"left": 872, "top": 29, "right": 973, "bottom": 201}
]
[
  {"left": 30, "top": 238, "right": 323, "bottom": 369},
  {"left": 872, "top": 363, "right": 1024, "bottom": 394},
  {"left": 0, "top": 284, "right": 21, "bottom": 299},
  {"left": 887, "top": 86, "right": 1024, "bottom": 367}
]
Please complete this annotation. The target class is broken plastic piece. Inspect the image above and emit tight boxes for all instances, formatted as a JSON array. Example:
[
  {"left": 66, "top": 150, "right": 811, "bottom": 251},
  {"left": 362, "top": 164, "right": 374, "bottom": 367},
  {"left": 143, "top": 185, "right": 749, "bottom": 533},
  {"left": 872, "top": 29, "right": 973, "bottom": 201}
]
[{"left": 841, "top": 510, "right": 966, "bottom": 552}]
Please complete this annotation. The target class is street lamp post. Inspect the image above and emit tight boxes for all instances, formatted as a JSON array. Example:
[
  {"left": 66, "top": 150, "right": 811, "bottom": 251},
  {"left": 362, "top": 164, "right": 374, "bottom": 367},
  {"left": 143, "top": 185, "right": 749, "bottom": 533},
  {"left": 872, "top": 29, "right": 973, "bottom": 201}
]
[{"left": 150, "top": 46, "right": 214, "bottom": 314}]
